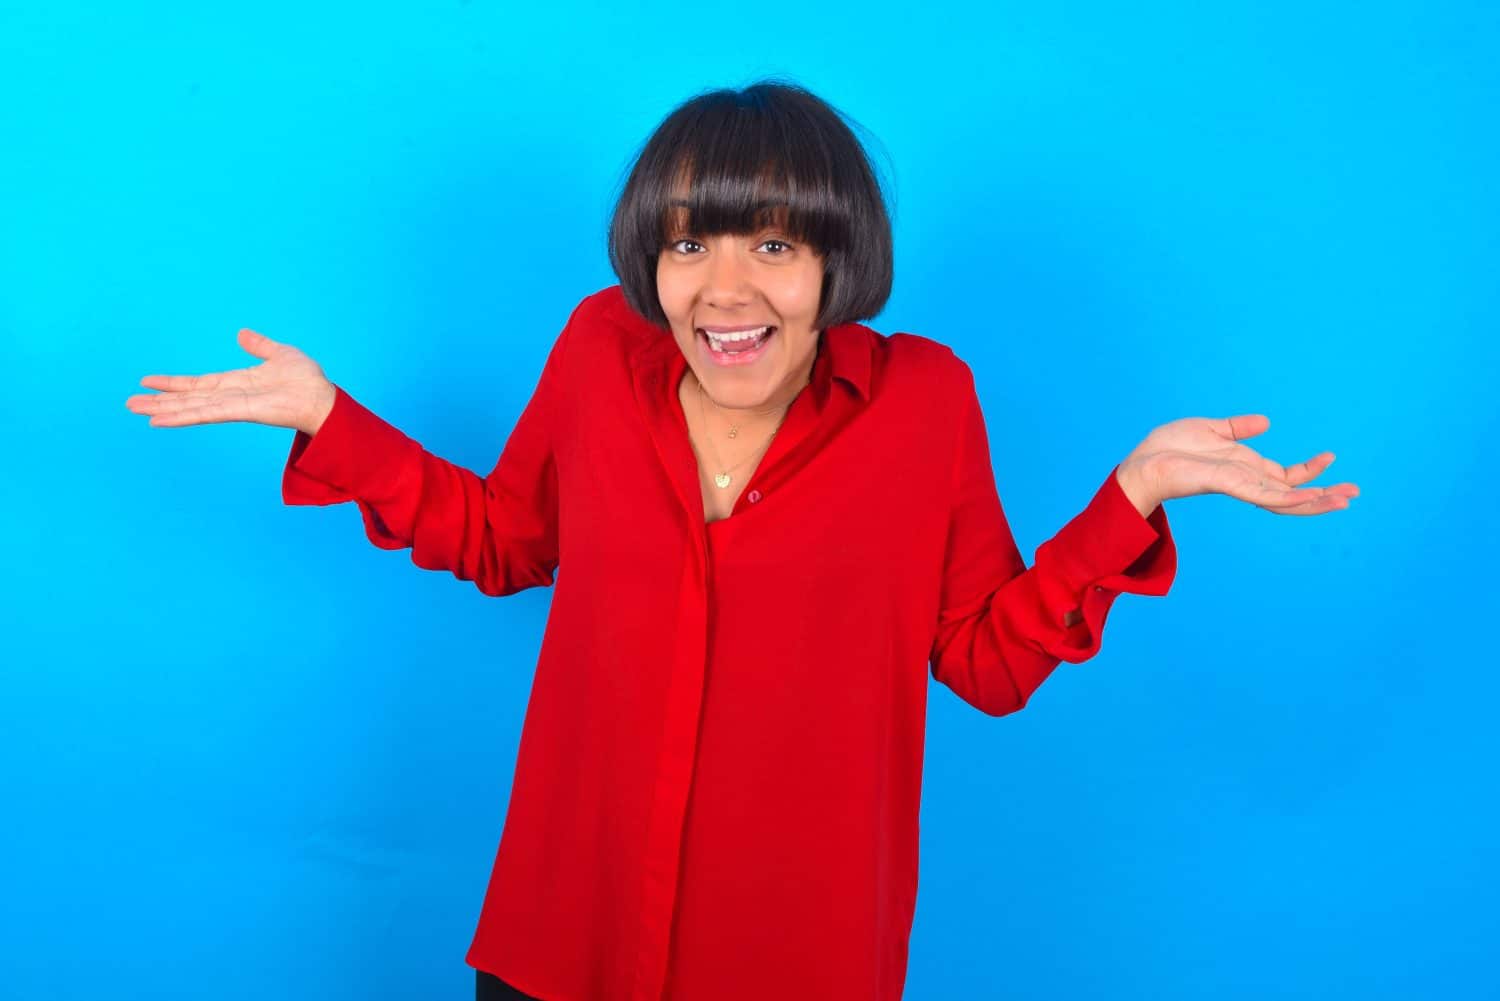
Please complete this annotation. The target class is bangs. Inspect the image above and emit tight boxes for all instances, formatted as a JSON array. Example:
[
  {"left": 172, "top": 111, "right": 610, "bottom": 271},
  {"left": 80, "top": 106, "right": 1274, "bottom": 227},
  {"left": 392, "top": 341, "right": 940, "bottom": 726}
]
[
  {"left": 656, "top": 151, "right": 850, "bottom": 257},
  {"left": 608, "top": 80, "right": 893, "bottom": 331}
]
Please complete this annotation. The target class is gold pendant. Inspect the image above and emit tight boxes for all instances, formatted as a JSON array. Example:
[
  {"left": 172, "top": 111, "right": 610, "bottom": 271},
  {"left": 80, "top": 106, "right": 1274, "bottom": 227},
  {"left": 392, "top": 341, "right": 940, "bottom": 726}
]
[{"left": 714, "top": 473, "right": 731, "bottom": 489}]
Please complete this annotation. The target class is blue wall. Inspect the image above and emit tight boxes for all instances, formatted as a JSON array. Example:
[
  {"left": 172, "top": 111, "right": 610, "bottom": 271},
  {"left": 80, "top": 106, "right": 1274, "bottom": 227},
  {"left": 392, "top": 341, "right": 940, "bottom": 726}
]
[{"left": 3, "top": 2, "right": 1495, "bottom": 998}]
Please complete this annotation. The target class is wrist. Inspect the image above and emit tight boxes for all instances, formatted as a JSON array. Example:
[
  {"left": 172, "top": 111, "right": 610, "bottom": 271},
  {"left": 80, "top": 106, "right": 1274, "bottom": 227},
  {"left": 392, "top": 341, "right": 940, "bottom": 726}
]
[
  {"left": 302, "top": 381, "right": 337, "bottom": 436},
  {"left": 1115, "top": 458, "right": 1161, "bottom": 518}
]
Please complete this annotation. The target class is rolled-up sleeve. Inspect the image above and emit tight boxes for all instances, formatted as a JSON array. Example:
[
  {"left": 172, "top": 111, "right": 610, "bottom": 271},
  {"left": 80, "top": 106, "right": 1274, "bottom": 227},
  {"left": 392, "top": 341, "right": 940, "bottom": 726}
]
[{"left": 928, "top": 362, "right": 1177, "bottom": 716}]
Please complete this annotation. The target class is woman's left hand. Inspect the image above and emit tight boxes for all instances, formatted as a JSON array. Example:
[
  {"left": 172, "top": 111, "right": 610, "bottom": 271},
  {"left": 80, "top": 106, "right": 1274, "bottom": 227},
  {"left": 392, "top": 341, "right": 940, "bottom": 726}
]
[{"left": 1117, "top": 414, "right": 1360, "bottom": 516}]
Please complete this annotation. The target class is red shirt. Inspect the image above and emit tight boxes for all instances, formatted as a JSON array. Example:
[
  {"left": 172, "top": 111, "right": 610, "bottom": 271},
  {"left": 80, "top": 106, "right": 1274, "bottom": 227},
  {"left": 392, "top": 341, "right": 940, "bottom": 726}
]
[{"left": 281, "top": 284, "right": 1176, "bottom": 1000}]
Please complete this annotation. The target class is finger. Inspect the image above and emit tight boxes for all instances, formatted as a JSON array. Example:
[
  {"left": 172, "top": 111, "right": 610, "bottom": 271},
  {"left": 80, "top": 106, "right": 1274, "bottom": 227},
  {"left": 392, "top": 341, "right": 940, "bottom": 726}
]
[
  {"left": 1258, "top": 487, "right": 1332, "bottom": 509},
  {"left": 1222, "top": 414, "right": 1270, "bottom": 442},
  {"left": 237, "top": 327, "right": 283, "bottom": 361},
  {"left": 1236, "top": 448, "right": 1322, "bottom": 488},
  {"left": 1247, "top": 476, "right": 1356, "bottom": 514},
  {"left": 1294, "top": 465, "right": 1360, "bottom": 499},
  {"left": 128, "top": 388, "right": 242, "bottom": 413},
  {"left": 146, "top": 401, "right": 243, "bottom": 427},
  {"left": 1234, "top": 447, "right": 1357, "bottom": 494},
  {"left": 137, "top": 329, "right": 280, "bottom": 392},
  {"left": 1232, "top": 467, "right": 1330, "bottom": 507},
  {"left": 139, "top": 367, "right": 258, "bottom": 393},
  {"left": 126, "top": 390, "right": 197, "bottom": 411},
  {"left": 1267, "top": 492, "right": 1353, "bottom": 516},
  {"left": 1278, "top": 451, "right": 1338, "bottom": 486}
]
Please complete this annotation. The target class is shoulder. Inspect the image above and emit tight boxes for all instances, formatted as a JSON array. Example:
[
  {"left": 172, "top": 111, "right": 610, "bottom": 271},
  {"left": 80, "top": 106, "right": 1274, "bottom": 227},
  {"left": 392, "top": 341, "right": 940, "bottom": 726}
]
[
  {"left": 529, "top": 286, "right": 663, "bottom": 390},
  {"left": 865, "top": 330, "right": 980, "bottom": 466},
  {"left": 559, "top": 284, "right": 660, "bottom": 349},
  {"left": 540, "top": 285, "right": 668, "bottom": 403},
  {"left": 570, "top": 283, "right": 631, "bottom": 326},
  {"left": 869, "top": 328, "right": 975, "bottom": 400}
]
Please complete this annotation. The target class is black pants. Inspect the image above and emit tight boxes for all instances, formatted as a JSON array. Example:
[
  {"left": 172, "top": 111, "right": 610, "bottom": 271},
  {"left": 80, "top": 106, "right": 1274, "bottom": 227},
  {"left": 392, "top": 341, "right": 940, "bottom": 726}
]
[{"left": 475, "top": 968, "right": 543, "bottom": 1000}]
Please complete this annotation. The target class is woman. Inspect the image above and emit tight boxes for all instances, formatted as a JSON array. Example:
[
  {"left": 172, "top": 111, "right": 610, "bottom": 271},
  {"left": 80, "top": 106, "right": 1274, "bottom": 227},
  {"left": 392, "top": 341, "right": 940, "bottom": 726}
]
[{"left": 125, "top": 81, "right": 1358, "bottom": 1001}]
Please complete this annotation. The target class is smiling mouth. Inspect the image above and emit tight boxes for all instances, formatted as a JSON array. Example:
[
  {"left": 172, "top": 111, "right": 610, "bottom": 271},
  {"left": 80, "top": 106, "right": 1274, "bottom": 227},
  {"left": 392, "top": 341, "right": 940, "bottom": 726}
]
[
  {"left": 697, "top": 325, "right": 777, "bottom": 353},
  {"left": 694, "top": 326, "right": 778, "bottom": 367}
]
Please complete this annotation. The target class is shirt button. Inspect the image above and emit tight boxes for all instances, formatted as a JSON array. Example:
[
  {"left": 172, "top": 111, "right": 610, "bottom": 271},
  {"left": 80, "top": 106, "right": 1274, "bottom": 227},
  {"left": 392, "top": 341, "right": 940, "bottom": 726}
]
[{"left": 748, "top": 489, "right": 762, "bottom": 504}]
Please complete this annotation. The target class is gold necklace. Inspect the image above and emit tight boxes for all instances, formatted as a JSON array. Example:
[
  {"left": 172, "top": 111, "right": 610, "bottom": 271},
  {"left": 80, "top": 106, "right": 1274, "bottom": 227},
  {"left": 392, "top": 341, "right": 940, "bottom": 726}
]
[{"left": 694, "top": 375, "right": 802, "bottom": 489}]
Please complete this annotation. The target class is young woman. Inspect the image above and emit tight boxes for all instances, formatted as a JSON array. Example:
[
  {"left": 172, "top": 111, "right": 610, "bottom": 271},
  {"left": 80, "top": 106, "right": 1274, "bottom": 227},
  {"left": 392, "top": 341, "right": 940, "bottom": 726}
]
[{"left": 125, "top": 80, "right": 1358, "bottom": 1001}]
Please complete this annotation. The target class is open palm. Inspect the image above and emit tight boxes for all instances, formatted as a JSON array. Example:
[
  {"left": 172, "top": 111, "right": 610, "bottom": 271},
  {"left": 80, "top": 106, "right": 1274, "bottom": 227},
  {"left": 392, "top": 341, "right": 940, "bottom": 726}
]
[
  {"left": 1127, "top": 414, "right": 1360, "bottom": 516},
  {"left": 125, "top": 328, "right": 335, "bottom": 434}
]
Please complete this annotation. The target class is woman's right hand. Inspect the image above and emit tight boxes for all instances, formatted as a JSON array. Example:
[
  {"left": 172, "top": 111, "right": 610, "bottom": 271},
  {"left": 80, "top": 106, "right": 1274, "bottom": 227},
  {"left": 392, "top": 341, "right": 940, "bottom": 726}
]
[{"left": 125, "top": 328, "right": 337, "bottom": 436}]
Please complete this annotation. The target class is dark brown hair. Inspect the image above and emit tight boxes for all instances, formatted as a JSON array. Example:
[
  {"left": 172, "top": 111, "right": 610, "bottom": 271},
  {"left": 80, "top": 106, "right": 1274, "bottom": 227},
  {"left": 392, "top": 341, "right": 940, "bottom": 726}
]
[{"left": 607, "top": 78, "right": 895, "bottom": 331}]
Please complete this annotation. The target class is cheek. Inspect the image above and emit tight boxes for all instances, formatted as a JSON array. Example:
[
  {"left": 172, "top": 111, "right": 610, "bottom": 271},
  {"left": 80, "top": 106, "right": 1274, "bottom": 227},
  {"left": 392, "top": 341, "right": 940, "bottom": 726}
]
[
  {"left": 655, "top": 273, "right": 688, "bottom": 317},
  {"left": 782, "top": 275, "right": 822, "bottom": 317},
  {"left": 791, "top": 261, "right": 824, "bottom": 302}
]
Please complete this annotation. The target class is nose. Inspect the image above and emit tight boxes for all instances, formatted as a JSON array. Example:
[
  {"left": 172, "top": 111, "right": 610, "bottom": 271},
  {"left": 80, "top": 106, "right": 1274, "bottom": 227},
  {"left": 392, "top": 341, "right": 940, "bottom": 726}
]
[{"left": 703, "top": 237, "right": 755, "bottom": 309}]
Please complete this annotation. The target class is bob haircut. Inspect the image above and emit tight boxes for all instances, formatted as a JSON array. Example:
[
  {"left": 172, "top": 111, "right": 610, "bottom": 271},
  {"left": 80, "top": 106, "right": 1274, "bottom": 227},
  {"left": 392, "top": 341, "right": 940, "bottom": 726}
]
[{"left": 607, "top": 79, "right": 894, "bottom": 333}]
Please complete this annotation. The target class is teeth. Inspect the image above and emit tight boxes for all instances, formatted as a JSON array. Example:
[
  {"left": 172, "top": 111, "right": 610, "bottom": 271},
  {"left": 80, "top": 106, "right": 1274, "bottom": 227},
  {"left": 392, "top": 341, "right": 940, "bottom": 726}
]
[{"left": 703, "top": 325, "right": 771, "bottom": 348}]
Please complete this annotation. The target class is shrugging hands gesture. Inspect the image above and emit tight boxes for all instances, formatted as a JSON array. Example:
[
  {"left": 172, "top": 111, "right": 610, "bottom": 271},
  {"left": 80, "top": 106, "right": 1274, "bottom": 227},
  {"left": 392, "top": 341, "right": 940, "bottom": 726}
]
[
  {"left": 125, "top": 328, "right": 337, "bottom": 435},
  {"left": 124, "top": 336, "right": 1359, "bottom": 521},
  {"left": 1115, "top": 414, "right": 1360, "bottom": 516}
]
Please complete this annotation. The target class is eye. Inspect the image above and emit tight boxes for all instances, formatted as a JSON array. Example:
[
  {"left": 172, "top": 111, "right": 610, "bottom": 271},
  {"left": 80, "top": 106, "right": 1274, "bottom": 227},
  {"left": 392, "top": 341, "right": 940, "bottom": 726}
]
[{"left": 664, "top": 237, "right": 794, "bottom": 256}]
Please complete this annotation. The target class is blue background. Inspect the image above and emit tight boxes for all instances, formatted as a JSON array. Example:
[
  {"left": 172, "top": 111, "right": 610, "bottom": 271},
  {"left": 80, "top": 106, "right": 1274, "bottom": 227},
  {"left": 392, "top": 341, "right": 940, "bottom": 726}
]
[{"left": 3, "top": 2, "right": 1496, "bottom": 999}]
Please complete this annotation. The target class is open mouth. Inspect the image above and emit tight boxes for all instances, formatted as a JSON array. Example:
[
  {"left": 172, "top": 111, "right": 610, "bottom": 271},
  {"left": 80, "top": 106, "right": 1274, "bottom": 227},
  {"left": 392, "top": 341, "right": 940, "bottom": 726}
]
[{"left": 697, "top": 325, "right": 777, "bottom": 363}]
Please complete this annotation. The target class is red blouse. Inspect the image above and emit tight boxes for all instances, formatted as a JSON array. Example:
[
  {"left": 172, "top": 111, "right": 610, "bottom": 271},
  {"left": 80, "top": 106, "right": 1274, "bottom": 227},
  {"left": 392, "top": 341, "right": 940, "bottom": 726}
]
[{"left": 281, "top": 284, "right": 1176, "bottom": 1001}]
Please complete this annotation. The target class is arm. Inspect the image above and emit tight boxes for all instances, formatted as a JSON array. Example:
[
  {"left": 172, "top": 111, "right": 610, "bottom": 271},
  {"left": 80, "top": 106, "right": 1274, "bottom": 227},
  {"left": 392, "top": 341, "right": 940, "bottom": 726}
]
[
  {"left": 279, "top": 315, "right": 573, "bottom": 597},
  {"left": 928, "top": 365, "right": 1177, "bottom": 716},
  {"left": 1061, "top": 462, "right": 1161, "bottom": 627}
]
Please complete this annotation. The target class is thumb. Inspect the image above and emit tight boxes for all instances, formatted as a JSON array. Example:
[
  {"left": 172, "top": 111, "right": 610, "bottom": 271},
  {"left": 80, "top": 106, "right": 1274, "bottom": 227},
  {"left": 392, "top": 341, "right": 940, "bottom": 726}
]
[{"left": 237, "top": 327, "right": 280, "bottom": 360}]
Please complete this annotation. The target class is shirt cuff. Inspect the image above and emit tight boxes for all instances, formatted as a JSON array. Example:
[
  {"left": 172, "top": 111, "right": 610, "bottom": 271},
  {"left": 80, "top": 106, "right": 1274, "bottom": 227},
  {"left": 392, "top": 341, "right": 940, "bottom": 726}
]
[
  {"left": 1036, "top": 463, "right": 1176, "bottom": 598},
  {"left": 281, "top": 384, "right": 417, "bottom": 506}
]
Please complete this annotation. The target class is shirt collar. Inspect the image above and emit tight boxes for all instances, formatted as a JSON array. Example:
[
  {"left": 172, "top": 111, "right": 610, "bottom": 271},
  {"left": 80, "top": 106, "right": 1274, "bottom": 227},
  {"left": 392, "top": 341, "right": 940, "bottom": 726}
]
[{"left": 607, "top": 286, "right": 872, "bottom": 407}]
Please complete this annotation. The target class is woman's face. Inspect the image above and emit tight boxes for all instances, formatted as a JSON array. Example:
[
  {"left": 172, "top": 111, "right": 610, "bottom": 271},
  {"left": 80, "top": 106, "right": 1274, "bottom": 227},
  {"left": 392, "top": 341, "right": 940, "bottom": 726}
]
[{"left": 656, "top": 218, "right": 825, "bottom": 415}]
